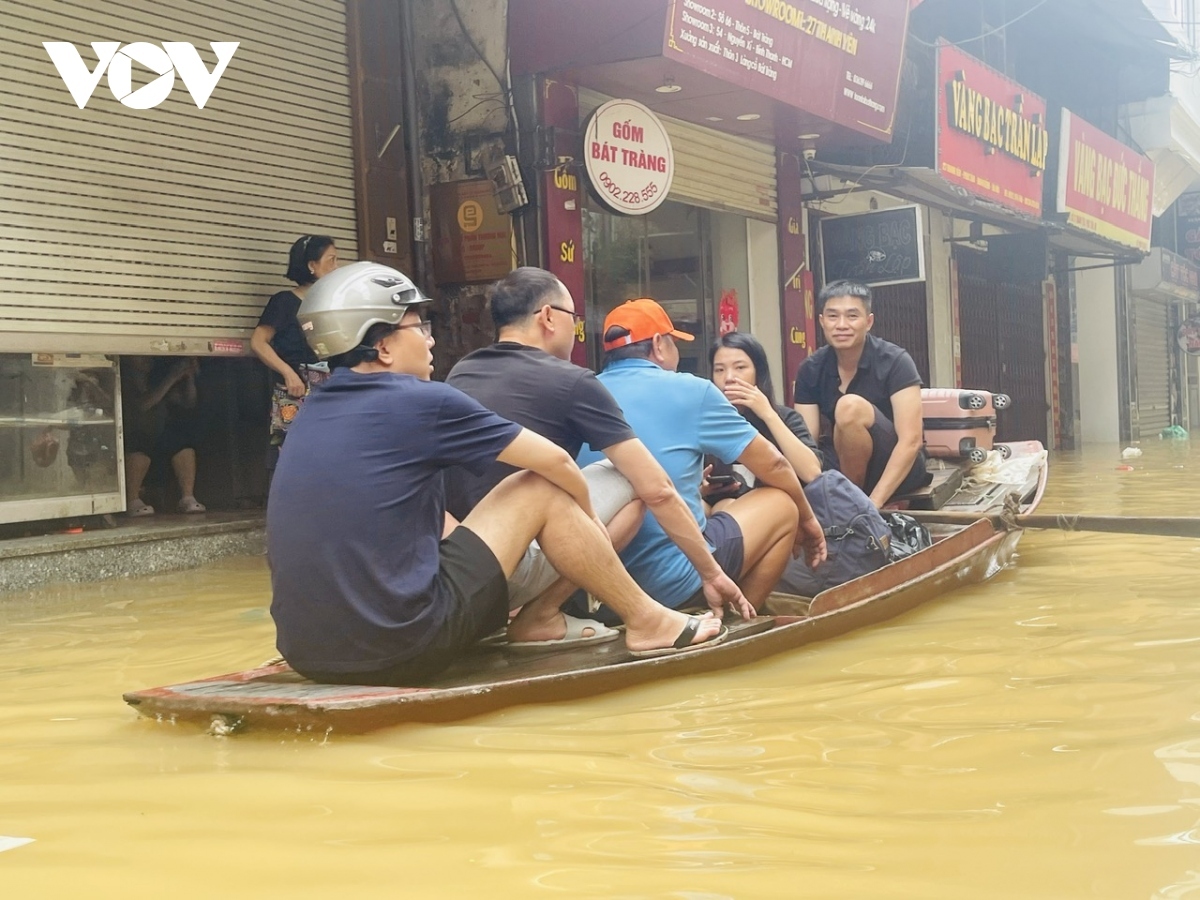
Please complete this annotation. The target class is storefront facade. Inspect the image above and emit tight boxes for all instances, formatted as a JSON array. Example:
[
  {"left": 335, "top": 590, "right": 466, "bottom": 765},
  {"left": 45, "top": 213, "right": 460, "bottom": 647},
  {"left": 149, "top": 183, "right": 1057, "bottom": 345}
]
[
  {"left": 807, "top": 41, "right": 1055, "bottom": 443},
  {"left": 810, "top": 24, "right": 1183, "bottom": 450},
  {"left": 576, "top": 89, "right": 779, "bottom": 375},
  {"left": 509, "top": 0, "right": 912, "bottom": 388},
  {"left": 0, "top": 1, "right": 412, "bottom": 524}
]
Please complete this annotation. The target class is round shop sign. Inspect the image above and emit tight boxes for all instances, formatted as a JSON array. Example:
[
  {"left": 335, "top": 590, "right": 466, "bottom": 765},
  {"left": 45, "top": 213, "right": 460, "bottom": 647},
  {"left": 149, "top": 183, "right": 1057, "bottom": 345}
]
[
  {"left": 584, "top": 99, "right": 674, "bottom": 216},
  {"left": 1178, "top": 316, "right": 1200, "bottom": 355}
]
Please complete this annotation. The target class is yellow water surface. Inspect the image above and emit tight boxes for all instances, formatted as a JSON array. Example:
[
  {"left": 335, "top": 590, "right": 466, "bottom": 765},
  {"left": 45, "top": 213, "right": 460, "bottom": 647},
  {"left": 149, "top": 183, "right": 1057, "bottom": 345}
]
[{"left": 1, "top": 442, "right": 1198, "bottom": 899}]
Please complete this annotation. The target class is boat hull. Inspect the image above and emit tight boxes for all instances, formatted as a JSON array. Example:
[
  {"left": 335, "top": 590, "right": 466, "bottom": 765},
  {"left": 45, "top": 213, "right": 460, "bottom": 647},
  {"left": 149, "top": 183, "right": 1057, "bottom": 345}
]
[{"left": 124, "top": 520, "right": 1024, "bottom": 734}]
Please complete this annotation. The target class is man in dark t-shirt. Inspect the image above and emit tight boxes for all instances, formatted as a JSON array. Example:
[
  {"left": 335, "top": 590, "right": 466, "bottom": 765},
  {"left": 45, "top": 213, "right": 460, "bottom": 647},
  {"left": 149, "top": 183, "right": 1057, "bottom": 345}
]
[
  {"left": 793, "top": 280, "right": 930, "bottom": 507},
  {"left": 269, "top": 263, "right": 727, "bottom": 685},
  {"left": 446, "top": 268, "right": 749, "bottom": 635}
]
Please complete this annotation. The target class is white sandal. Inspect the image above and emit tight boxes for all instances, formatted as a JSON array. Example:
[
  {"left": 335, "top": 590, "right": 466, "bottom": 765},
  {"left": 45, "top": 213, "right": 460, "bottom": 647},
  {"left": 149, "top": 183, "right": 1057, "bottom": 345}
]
[
  {"left": 177, "top": 496, "right": 207, "bottom": 514},
  {"left": 126, "top": 499, "right": 155, "bottom": 517}
]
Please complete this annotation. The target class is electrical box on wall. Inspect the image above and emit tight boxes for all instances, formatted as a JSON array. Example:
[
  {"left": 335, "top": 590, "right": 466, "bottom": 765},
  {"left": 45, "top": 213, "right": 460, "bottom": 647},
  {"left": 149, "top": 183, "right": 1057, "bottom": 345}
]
[{"left": 486, "top": 154, "right": 528, "bottom": 214}]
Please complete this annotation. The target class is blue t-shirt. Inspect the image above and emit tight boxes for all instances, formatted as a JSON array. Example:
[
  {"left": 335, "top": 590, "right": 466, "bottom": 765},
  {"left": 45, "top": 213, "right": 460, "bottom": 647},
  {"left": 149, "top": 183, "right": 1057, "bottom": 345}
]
[
  {"left": 267, "top": 369, "right": 521, "bottom": 673},
  {"left": 578, "top": 358, "right": 758, "bottom": 608}
]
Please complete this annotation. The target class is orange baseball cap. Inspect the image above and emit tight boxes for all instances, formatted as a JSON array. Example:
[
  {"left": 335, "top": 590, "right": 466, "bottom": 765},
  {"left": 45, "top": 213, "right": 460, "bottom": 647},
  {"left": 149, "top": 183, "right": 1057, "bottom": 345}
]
[{"left": 602, "top": 298, "right": 695, "bottom": 351}]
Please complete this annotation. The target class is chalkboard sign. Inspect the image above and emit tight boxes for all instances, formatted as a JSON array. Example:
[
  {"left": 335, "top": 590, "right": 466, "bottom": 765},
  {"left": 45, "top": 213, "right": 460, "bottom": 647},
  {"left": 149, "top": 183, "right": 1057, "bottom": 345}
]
[
  {"left": 819, "top": 206, "right": 925, "bottom": 287},
  {"left": 1177, "top": 192, "right": 1200, "bottom": 268}
]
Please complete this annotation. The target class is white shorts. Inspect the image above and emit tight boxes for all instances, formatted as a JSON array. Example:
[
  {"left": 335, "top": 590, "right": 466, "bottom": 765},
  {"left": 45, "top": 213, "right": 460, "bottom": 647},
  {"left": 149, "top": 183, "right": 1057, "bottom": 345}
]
[{"left": 506, "top": 459, "right": 636, "bottom": 609}]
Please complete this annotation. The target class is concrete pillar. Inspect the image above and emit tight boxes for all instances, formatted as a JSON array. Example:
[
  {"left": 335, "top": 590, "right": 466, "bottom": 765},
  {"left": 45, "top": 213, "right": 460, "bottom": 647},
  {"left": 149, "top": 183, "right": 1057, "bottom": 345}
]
[
  {"left": 747, "top": 217, "right": 784, "bottom": 401},
  {"left": 925, "top": 207, "right": 955, "bottom": 387},
  {"left": 1076, "top": 265, "right": 1121, "bottom": 443}
]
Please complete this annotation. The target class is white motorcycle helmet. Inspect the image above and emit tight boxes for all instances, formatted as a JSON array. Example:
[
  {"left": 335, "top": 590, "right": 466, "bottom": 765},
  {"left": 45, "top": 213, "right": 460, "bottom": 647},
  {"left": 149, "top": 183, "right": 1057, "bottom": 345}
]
[{"left": 298, "top": 261, "right": 430, "bottom": 360}]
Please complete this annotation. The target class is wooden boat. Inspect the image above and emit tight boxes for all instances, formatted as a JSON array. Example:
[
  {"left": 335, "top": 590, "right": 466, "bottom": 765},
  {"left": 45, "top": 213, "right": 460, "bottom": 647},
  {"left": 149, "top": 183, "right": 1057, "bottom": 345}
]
[{"left": 125, "top": 441, "right": 1049, "bottom": 735}]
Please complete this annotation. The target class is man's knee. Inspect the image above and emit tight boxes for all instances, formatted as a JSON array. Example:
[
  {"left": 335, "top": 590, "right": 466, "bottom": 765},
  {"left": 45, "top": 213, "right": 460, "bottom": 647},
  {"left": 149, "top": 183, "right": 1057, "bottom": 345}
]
[
  {"left": 494, "top": 469, "right": 556, "bottom": 499},
  {"left": 834, "top": 394, "right": 876, "bottom": 428},
  {"left": 729, "top": 486, "right": 798, "bottom": 543}
]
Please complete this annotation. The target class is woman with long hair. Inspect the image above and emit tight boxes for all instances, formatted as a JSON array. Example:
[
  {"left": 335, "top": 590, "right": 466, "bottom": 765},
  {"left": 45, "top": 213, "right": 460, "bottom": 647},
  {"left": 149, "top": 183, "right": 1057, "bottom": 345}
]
[
  {"left": 250, "top": 235, "right": 338, "bottom": 484},
  {"left": 710, "top": 332, "right": 823, "bottom": 485}
]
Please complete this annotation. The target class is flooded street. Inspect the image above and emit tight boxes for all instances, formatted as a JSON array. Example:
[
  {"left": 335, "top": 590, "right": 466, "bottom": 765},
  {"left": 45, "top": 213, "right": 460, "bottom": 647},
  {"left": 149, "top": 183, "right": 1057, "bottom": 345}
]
[{"left": 2, "top": 443, "right": 1199, "bottom": 899}]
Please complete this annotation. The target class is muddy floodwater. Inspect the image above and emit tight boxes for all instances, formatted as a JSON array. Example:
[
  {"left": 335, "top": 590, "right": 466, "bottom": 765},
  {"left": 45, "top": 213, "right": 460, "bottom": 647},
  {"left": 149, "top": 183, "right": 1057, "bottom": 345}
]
[{"left": 2, "top": 442, "right": 1198, "bottom": 899}]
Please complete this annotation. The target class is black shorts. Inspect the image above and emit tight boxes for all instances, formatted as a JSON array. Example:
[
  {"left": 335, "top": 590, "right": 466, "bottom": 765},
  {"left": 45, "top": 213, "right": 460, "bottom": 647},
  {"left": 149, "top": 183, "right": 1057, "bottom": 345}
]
[
  {"left": 703, "top": 511, "right": 745, "bottom": 582},
  {"left": 822, "top": 402, "right": 930, "bottom": 500},
  {"left": 297, "top": 526, "right": 509, "bottom": 686},
  {"left": 563, "top": 511, "right": 746, "bottom": 624},
  {"left": 125, "top": 428, "right": 159, "bottom": 457},
  {"left": 158, "top": 414, "right": 202, "bottom": 460}
]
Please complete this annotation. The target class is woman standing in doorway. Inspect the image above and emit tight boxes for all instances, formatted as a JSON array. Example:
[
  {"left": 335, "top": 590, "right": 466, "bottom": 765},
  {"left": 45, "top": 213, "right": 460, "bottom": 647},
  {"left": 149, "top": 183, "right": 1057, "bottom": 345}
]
[{"left": 251, "top": 235, "right": 338, "bottom": 484}]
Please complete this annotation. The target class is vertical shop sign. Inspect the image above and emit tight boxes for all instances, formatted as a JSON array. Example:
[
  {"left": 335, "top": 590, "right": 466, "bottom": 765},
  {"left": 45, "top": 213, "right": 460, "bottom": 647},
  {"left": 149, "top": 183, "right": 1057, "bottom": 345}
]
[
  {"left": 781, "top": 270, "right": 817, "bottom": 406},
  {"left": 778, "top": 152, "right": 812, "bottom": 402},
  {"left": 949, "top": 254, "right": 962, "bottom": 387},
  {"left": 1056, "top": 110, "right": 1155, "bottom": 253},
  {"left": 664, "top": 0, "right": 910, "bottom": 140},
  {"left": 936, "top": 43, "right": 1048, "bottom": 216},
  {"left": 540, "top": 78, "right": 588, "bottom": 366},
  {"left": 1043, "top": 278, "right": 1062, "bottom": 449}
]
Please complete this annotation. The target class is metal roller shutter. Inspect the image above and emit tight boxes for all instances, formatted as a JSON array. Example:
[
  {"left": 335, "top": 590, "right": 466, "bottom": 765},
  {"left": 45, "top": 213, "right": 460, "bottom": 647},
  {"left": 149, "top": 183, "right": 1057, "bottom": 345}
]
[
  {"left": 0, "top": 0, "right": 358, "bottom": 355},
  {"left": 579, "top": 88, "right": 777, "bottom": 221},
  {"left": 1134, "top": 296, "right": 1172, "bottom": 438}
]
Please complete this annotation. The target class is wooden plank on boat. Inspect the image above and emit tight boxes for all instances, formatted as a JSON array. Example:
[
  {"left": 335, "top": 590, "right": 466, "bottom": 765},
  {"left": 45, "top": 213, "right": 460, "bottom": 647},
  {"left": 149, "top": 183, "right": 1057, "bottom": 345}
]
[{"left": 894, "top": 463, "right": 964, "bottom": 510}]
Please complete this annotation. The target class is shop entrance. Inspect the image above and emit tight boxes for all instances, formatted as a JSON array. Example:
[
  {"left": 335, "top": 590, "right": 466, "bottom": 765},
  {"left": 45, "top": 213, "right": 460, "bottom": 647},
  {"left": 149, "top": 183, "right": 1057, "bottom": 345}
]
[
  {"left": 1132, "top": 295, "right": 1175, "bottom": 438},
  {"left": 955, "top": 247, "right": 1049, "bottom": 444},
  {"left": 583, "top": 200, "right": 750, "bottom": 376}
]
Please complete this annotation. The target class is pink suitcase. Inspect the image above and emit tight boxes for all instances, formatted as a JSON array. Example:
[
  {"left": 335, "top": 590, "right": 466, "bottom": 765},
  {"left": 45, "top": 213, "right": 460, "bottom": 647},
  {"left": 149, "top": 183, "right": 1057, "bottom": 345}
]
[{"left": 921, "top": 388, "right": 1012, "bottom": 463}]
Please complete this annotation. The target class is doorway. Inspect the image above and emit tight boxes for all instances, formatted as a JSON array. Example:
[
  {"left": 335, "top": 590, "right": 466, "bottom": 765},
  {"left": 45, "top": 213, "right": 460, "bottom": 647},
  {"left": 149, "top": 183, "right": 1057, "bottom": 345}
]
[{"left": 955, "top": 247, "right": 1049, "bottom": 444}]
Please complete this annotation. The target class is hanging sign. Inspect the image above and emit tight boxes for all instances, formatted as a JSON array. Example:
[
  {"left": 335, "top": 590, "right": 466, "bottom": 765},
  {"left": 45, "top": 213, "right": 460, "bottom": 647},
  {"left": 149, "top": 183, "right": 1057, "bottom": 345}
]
[
  {"left": 819, "top": 206, "right": 925, "bottom": 286},
  {"left": 584, "top": 99, "right": 674, "bottom": 216},
  {"left": 1177, "top": 192, "right": 1200, "bottom": 266},
  {"left": 936, "top": 43, "right": 1048, "bottom": 216},
  {"left": 429, "top": 179, "right": 513, "bottom": 284},
  {"left": 1056, "top": 109, "right": 1155, "bottom": 253},
  {"left": 1178, "top": 317, "right": 1200, "bottom": 356},
  {"left": 663, "top": 0, "right": 910, "bottom": 141}
]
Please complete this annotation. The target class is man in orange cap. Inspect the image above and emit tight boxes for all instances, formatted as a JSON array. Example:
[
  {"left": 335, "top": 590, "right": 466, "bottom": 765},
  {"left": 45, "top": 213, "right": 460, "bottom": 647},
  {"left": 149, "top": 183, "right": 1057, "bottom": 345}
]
[
  {"left": 446, "top": 268, "right": 753, "bottom": 645},
  {"left": 576, "top": 299, "right": 826, "bottom": 613}
]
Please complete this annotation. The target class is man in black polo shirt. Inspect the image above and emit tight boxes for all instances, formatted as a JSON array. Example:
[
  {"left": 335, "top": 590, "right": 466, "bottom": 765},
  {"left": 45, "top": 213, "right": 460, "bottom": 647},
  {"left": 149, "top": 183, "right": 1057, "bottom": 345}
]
[
  {"left": 793, "top": 280, "right": 929, "bottom": 507},
  {"left": 446, "top": 268, "right": 751, "bottom": 643}
]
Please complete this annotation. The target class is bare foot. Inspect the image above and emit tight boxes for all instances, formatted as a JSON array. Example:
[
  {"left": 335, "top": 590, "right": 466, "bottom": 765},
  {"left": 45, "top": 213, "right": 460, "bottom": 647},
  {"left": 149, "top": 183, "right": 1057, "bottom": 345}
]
[{"left": 623, "top": 608, "right": 722, "bottom": 654}]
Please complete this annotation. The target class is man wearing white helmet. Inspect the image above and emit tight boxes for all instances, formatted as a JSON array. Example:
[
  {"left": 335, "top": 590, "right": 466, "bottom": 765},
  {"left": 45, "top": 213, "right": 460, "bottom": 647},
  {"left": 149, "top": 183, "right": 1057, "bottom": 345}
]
[{"left": 267, "top": 262, "right": 727, "bottom": 685}]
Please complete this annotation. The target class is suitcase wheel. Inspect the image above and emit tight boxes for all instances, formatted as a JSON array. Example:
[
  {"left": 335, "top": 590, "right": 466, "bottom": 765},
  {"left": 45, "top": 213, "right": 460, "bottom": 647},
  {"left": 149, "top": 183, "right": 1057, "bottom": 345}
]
[
  {"left": 997, "top": 443, "right": 1012, "bottom": 459},
  {"left": 961, "top": 392, "right": 987, "bottom": 410},
  {"left": 967, "top": 447, "right": 988, "bottom": 464},
  {"left": 993, "top": 393, "right": 1012, "bottom": 411}
]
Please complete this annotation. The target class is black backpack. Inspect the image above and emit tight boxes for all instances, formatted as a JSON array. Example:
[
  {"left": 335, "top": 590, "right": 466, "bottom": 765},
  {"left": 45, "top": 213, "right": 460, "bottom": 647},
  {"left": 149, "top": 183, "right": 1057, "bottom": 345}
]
[{"left": 776, "top": 471, "right": 893, "bottom": 597}]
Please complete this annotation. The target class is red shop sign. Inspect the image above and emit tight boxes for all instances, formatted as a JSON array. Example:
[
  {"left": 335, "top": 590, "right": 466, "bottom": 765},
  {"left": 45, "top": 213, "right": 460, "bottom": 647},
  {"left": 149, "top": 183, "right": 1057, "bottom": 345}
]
[
  {"left": 663, "top": 0, "right": 910, "bottom": 141},
  {"left": 936, "top": 43, "right": 1048, "bottom": 216},
  {"left": 1179, "top": 317, "right": 1200, "bottom": 356},
  {"left": 1056, "top": 109, "right": 1155, "bottom": 253}
]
